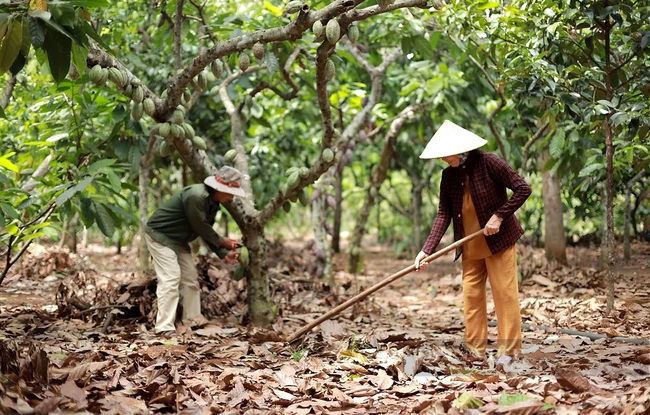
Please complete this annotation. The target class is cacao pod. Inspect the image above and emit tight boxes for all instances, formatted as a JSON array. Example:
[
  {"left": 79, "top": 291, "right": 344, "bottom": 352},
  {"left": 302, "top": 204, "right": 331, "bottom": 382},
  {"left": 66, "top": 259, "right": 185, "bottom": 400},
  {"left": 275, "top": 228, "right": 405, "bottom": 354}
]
[
  {"left": 211, "top": 60, "right": 223, "bottom": 78},
  {"left": 238, "top": 53, "right": 250, "bottom": 71},
  {"left": 347, "top": 24, "right": 360, "bottom": 44},
  {"left": 183, "top": 89, "right": 192, "bottom": 104},
  {"left": 182, "top": 123, "right": 195, "bottom": 139},
  {"left": 131, "top": 102, "right": 143, "bottom": 122},
  {"left": 287, "top": 172, "right": 300, "bottom": 188},
  {"left": 326, "top": 19, "right": 340, "bottom": 44},
  {"left": 283, "top": 201, "right": 292, "bottom": 212},
  {"left": 170, "top": 124, "right": 184, "bottom": 138},
  {"left": 158, "top": 123, "right": 171, "bottom": 137},
  {"left": 325, "top": 59, "right": 336, "bottom": 81},
  {"left": 224, "top": 149, "right": 237, "bottom": 163},
  {"left": 299, "top": 167, "right": 309, "bottom": 178},
  {"left": 312, "top": 20, "right": 324, "bottom": 38},
  {"left": 298, "top": 189, "right": 309, "bottom": 206},
  {"left": 89, "top": 65, "right": 103, "bottom": 84},
  {"left": 143, "top": 98, "right": 155, "bottom": 117},
  {"left": 233, "top": 265, "right": 246, "bottom": 281},
  {"left": 98, "top": 68, "right": 109, "bottom": 84},
  {"left": 252, "top": 43, "right": 265, "bottom": 60},
  {"left": 285, "top": 167, "right": 299, "bottom": 177},
  {"left": 322, "top": 148, "right": 334, "bottom": 162},
  {"left": 192, "top": 136, "right": 207, "bottom": 150},
  {"left": 284, "top": 0, "right": 303, "bottom": 15},
  {"left": 132, "top": 85, "right": 144, "bottom": 103},
  {"left": 172, "top": 109, "right": 185, "bottom": 125},
  {"left": 108, "top": 67, "right": 122, "bottom": 86},
  {"left": 238, "top": 246, "right": 249, "bottom": 266}
]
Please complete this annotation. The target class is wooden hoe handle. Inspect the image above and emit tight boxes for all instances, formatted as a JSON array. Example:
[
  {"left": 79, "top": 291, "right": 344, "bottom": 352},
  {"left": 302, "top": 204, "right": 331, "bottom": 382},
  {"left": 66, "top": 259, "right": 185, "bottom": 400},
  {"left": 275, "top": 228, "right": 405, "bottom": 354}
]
[{"left": 285, "top": 229, "right": 485, "bottom": 343}]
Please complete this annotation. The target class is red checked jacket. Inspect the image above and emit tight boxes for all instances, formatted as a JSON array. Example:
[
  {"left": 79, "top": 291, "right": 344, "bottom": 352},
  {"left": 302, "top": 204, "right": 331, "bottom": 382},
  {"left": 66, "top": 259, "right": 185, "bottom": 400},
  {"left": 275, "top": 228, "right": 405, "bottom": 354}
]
[{"left": 421, "top": 150, "right": 531, "bottom": 260}]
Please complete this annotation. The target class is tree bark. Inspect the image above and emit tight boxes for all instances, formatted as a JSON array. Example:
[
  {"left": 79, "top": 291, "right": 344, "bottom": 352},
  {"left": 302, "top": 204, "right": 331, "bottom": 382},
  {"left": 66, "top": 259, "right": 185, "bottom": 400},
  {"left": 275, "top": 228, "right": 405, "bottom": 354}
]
[{"left": 541, "top": 150, "right": 567, "bottom": 264}]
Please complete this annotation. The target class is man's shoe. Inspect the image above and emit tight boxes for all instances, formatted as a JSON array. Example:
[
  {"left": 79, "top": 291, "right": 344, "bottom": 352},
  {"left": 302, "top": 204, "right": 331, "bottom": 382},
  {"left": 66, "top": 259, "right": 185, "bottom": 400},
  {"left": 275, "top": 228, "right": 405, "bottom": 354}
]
[{"left": 157, "top": 330, "right": 177, "bottom": 338}]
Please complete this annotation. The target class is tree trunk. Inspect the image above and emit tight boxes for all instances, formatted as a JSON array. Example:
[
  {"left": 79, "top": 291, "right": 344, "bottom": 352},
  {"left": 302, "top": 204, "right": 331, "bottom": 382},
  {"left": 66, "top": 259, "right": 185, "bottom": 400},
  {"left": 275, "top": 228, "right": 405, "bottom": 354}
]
[
  {"left": 331, "top": 171, "right": 343, "bottom": 254},
  {"left": 60, "top": 213, "right": 79, "bottom": 253},
  {"left": 623, "top": 170, "right": 646, "bottom": 261},
  {"left": 139, "top": 133, "right": 158, "bottom": 273},
  {"left": 243, "top": 228, "right": 275, "bottom": 326},
  {"left": 541, "top": 151, "right": 567, "bottom": 264},
  {"left": 311, "top": 177, "right": 335, "bottom": 286}
]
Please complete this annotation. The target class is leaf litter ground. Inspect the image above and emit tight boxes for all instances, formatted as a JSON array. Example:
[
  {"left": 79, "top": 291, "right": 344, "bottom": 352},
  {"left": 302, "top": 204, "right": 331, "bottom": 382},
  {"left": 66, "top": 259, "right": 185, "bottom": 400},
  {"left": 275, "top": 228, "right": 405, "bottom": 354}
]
[{"left": 0, "top": 239, "right": 649, "bottom": 414}]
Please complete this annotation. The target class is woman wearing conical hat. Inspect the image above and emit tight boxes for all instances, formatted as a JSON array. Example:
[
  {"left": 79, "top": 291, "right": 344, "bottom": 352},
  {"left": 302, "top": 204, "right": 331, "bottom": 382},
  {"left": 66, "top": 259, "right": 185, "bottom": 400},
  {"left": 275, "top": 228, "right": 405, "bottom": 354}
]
[{"left": 414, "top": 120, "right": 532, "bottom": 363}]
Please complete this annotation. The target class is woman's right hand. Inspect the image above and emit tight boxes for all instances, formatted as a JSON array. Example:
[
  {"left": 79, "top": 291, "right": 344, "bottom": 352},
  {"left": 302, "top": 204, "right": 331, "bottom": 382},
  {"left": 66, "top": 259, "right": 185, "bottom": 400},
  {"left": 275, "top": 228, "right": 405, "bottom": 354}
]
[{"left": 414, "top": 251, "right": 429, "bottom": 271}]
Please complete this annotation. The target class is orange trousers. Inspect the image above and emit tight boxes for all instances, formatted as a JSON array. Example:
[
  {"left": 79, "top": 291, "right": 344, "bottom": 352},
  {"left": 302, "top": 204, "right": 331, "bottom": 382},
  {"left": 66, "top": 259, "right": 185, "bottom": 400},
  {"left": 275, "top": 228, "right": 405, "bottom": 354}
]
[{"left": 461, "top": 244, "right": 521, "bottom": 357}]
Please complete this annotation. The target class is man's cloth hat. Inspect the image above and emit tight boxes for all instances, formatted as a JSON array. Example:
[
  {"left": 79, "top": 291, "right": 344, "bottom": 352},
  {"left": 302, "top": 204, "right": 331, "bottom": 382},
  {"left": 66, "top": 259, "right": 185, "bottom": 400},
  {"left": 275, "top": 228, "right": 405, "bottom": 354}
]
[
  {"left": 420, "top": 120, "right": 488, "bottom": 159},
  {"left": 204, "top": 166, "right": 246, "bottom": 197}
]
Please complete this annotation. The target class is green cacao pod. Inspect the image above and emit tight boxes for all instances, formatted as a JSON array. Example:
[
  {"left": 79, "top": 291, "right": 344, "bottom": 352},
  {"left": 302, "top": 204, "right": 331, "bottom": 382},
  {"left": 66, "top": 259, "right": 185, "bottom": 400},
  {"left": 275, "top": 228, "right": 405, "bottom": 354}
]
[
  {"left": 224, "top": 149, "right": 237, "bottom": 163},
  {"left": 283, "top": 201, "right": 292, "bottom": 212},
  {"left": 299, "top": 167, "right": 309, "bottom": 178},
  {"left": 233, "top": 265, "right": 246, "bottom": 281},
  {"left": 287, "top": 172, "right": 300, "bottom": 188},
  {"left": 183, "top": 89, "right": 192, "bottom": 104},
  {"left": 298, "top": 189, "right": 309, "bottom": 206},
  {"left": 132, "top": 85, "right": 144, "bottom": 103},
  {"left": 199, "top": 72, "right": 209, "bottom": 89},
  {"left": 172, "top": 109, "right": 185, "bottom": 125},
  {"left": 238, "top": 53, "right": 250, "bottom": 71},
  {"left": 326, "top": 19, "right": 340, "bottom": 45},
  {"left": 158, "top": 123, "right": 171, "bottom": 137},
  {"left": 322, "top": 148, "right": 334, "bottom": 163},
  {"left": 312, "top": 20, "right": 324, "bottom": 38},
  {"left": 238, "top": 246, "right": 249, "bottom": 266},
  {"left": 143, "top": 98, "right": 155, "bottom": 117},
  {"left": 108, "top": 67, "right": 122, "bottom": 86},
  {"left": 211, "top": 60, "right": 223, "bottom": 79},
  {"left": 159, "top": 141, "right": 175, "bottom": 157},
  {"left": 170, "top": 124, "right": 184, "bottom": 138},
  {"left": 347, "top": 24, "right": 360, "bottom": 44},
  {"left": 252, "top": 42, "right": 265, "bottom": 60},
  {"left": 89, "top": 65, "right": 103, "bottom": 84},
  {"left": 98, "top": 68, "right": 109, "bottom": 84},
  {"left": 182, "top": 123, "right": 195, "bottom": 139},
  {"left": 325, "top": 59, "right": 336, "bottom": 81},
  {"left": 192, "top": 136, "right": 207, "bottom": 150},
  {"left": 131, "top": 102, "right": 143, "bottom": 122},
  {"left": 284, "top": 0, "right": 303, "bottom": 14}
]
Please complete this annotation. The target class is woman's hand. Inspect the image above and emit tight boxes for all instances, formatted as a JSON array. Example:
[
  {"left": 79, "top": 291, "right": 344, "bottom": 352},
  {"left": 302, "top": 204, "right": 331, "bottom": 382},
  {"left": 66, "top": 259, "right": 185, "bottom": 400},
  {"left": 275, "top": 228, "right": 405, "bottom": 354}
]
[
  {"left": 225, "top": 251, "right": 239, "bottom": 264},
  {"left": 484, "top": 214, "right": 503, "bottom": 236},
  {"left": 414, "top": 251, "right": 429, "bottom": 271}
]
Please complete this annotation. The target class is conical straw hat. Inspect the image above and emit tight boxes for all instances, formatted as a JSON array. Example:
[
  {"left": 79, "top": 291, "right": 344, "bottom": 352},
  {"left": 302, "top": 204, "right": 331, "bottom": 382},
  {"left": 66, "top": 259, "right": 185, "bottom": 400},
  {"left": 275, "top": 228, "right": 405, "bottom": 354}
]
[{"left": 419, "top": 120, "right": 487, "bottom": 159}]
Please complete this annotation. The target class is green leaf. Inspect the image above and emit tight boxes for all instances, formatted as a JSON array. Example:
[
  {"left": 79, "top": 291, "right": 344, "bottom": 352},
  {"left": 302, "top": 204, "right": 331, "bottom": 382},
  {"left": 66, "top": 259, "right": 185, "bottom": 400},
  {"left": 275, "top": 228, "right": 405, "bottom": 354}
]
[
  {"left": 549, "top": 130, "right": 565, "bottom": 159},
  {"left": 0, "top": 209, "right": 4, "bottom": 229},
  {"left": 87, "top": 158, "right": 116, "bottom": 173},
  {"left": 0, "top": 153, "right": 18, "bottom": 172},
  {"left": 476, "top": 1, "right": 500, "bottom": 11},
  {"left": 454, "top": 392, "right": 483, "bottom": 409},
  {"left": 0, "top": 17, "right": 24, "bottom": 75},
  {"left": 411, "top": 34, "right": 434, "bottom": 60},
  {"left": 1, "top": 202, "right": 19, "bottom": 220},
  {"left": 50, "top": 0, "right": 110, "bottom": 6},
  {"left": 263, "top": 51, "right": 279, "bottom": 74},
  {"left": 499, "top": 392, "right": 533, "bottom": 406},
  {"left": 94, "top": 202, "right": 114, "bottom": 237},
  {"left": 263, "top": 1, "right": 282, "bottom": 16},
  {"left": 579, "top": 163, "right": 604, "bottom": 178},
  {"left": 55, "top": 184, "right": 76, "bottom": 206},
  {"left": 70, "top": 42, "right": 87, "bottom": 75},
  {"left": 105, "top": 169, "right": 122, "bottom": 193},
  {"left": 43, "top": 25, "right": 71, "bottom": 82},
  {"left": 79, "top": 197, "right": 95, "bottom": 227}
]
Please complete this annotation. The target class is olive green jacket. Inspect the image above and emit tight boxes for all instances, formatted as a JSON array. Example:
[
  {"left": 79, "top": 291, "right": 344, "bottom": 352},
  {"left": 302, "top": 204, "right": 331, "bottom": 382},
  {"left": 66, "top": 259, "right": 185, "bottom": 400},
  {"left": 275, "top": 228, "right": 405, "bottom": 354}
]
[{"left": 146, "top": 184, "right": 229, "bottom": 258}]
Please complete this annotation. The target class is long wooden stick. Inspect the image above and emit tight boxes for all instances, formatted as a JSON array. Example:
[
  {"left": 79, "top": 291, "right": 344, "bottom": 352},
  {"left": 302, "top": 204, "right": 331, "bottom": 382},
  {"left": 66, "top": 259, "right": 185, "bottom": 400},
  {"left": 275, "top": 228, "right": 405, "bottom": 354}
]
[{"left": 286, "top": 229, "right": 485, "bottom": 343}]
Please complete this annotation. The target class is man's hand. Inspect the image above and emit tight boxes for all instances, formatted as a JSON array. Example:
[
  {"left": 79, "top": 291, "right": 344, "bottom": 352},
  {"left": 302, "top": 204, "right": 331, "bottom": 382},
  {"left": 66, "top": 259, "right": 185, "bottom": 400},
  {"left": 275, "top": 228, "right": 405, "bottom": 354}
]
[
  {"left": 225, "top": 251, "right": 239, "bottom": 264},
  {"left": 221, "top": 237, "right": 240, "bottom": 250},
  {"left": 484, "top": 214, "right": 503, "bottom": 236},
  {"left": 414, "top": 251, "right": 429, "bottom": 271}
]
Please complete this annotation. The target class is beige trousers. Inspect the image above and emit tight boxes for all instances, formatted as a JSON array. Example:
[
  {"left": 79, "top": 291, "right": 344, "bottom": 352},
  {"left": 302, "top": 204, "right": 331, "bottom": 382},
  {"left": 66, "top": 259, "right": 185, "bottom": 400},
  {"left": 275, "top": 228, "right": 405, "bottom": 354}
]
[
  {"left": 145, "top": 234, "right": 201, "bottom": 333},
  {"left": 461, "top": 244, "right": 521, "bottom": 357}
]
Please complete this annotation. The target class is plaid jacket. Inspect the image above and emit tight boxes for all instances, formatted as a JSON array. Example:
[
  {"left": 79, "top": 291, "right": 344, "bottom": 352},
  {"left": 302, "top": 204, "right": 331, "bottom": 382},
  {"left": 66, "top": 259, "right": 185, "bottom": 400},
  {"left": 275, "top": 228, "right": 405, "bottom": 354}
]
[{"left": 421, "top": 150, "right": 531, "bottom": 259}]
